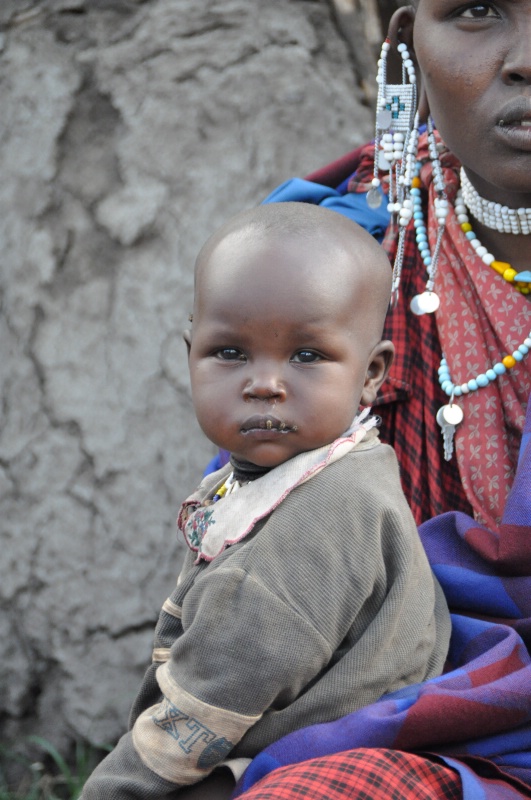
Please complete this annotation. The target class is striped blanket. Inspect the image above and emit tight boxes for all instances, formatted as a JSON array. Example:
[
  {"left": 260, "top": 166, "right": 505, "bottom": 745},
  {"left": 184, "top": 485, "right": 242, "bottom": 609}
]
[{"left": 235, "top": 399, "right": 531, "bottom": 799}]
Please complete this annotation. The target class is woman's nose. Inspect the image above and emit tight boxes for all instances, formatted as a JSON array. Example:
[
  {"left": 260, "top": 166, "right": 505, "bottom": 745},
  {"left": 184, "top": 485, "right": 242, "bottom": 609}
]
[
  {"left": 242, "top": 368, "right": 287, "bottom": 402},
  {"left": 501, "top": 16, "right": 531, "bottom": 85}
]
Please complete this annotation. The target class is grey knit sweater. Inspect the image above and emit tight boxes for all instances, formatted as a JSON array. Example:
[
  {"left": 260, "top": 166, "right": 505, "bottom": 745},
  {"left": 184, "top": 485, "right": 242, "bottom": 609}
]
[{"left": 82, "top": 434, "right": 450, "bottom": 799}]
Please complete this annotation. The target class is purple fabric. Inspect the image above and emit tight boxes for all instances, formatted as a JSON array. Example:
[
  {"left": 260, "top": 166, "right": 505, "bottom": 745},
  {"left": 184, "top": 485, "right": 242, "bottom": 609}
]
[{"left": 235, "top": 399, "right": 531, "bottom": 800}]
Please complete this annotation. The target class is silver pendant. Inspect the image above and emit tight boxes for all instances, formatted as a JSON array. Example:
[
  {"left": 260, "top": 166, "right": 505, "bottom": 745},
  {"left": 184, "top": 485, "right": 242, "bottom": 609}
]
[
  {"left": 410, "top": 291, "right": 440, "bottom": 316},
  {"left": 376, "top": 109, "right": 392, "bottom": 130},
  {"left": 441, "top": 404, "right": 464, "bottom": 426},
  {"left": 436, "top": 403, "right": 463, "bottom": 461},
  {"left": 366, "top": 187, "right": 382, "bottom": 209}
]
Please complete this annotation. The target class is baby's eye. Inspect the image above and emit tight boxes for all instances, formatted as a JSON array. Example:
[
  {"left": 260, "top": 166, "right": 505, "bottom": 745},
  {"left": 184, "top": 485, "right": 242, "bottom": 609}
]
[
  {"left": 215, "top": 348, "right": 246, "bottom": 361},
  {"left": 458, "top": 3, "right": 498, "bottom": 18},
  {"left": 291, "top": 350, "right": 322, "bottom": 364}
]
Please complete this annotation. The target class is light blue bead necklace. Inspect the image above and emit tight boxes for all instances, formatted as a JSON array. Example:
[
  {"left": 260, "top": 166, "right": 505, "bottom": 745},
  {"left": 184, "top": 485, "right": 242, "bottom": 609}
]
[
  {"left": 411, "top": 164, "right": 531, "bottom": 459},
  {"left": 438, "top": 343, "right": 531, "bottom": 401}
]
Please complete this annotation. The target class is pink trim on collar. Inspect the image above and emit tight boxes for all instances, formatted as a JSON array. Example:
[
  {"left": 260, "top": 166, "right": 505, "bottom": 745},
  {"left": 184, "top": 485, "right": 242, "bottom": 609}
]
[{"left": 179, "top": 416, "right": 378, "bottom": 563}]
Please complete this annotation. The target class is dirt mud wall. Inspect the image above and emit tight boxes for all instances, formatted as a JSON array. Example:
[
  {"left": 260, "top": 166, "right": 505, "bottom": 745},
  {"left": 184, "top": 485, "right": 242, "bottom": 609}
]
[{"left": 0, "top": 0, "right": 374, "bottom": 752}]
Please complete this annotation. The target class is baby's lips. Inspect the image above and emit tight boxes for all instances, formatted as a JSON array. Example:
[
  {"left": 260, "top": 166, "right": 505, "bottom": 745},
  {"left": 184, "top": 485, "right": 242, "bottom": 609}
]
[{"left": 240, "top": 415, "right": 296, "bottom": 432}]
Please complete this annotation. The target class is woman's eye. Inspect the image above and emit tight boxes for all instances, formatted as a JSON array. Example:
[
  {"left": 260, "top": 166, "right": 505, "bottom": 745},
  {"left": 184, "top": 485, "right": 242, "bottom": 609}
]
[
  {"left": 291, "top": 350, "right": 321, "bottom": 364},
  {"left": 215, "top": 348, "right": 245, "bottom": 361},
  {"left": 458, "top": 4, "right": 498, "bottom": 18}
]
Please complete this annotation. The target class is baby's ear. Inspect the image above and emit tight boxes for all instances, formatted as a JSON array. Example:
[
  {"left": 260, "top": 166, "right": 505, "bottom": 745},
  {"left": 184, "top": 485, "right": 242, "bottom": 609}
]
[
  {"left": 183, "top": 328, "right": 192, "bottom": 357},
  {"left": 360, "top": 341, "right": 395, "bottom": 406}
]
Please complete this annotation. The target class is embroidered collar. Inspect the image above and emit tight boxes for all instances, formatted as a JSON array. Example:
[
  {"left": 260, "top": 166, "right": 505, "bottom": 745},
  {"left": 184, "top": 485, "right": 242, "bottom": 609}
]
[{"left": 178, "top": 414, "right": 379, "bottom": 563}]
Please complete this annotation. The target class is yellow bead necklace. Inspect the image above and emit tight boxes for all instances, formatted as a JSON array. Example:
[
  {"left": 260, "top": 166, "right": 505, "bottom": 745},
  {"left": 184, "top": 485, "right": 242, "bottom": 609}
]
[{"left": 455, "top": 190, "right": 531, "bottom": 294}]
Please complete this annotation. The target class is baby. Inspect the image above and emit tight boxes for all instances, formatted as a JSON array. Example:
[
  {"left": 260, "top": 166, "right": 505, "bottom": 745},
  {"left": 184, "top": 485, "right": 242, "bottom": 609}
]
[{"left": 82, "top": 202, "right": 450, "bottom": 799}]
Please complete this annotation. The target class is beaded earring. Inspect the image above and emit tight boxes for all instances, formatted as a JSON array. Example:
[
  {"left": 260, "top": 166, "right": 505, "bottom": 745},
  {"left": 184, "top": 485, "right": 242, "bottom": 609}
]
[
  {"left": 368, "top": 37, "right": 418, "bottom": 306},
  {"left": 369, "top": 38, "right": 417, "bottom": 210}
]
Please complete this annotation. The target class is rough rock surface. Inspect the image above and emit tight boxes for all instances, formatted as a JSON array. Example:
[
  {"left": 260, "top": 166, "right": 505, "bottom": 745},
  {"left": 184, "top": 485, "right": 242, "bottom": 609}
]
[{"left": 0, "top": 0, "right": 372, "bottom": 752}]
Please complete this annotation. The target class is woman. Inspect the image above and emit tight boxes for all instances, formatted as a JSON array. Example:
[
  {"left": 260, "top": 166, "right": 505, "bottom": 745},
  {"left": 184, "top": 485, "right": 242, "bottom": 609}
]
[{"left": 230, "top": 1, "right": 531, "bottom": 798}]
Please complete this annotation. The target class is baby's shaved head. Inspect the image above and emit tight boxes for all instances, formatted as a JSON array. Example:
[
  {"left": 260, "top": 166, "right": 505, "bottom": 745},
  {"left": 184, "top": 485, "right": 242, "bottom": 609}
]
[
  {"left": 187, "top": 203, "right": 395, "bottom": 458},
  {"left": 194, "top": 202, "right": 393, "bottom": 348}
]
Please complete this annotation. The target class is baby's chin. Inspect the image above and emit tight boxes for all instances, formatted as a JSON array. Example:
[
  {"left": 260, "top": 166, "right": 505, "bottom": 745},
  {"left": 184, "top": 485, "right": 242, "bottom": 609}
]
[
  {"left": 230, "top": 445, "right": 298, "bottom": 470},
  {"left": 231, "top": 452, "right": 293, "bottom": 469},
  {"left": 231, "top": 439, "right": 343, "bottom": 470}
]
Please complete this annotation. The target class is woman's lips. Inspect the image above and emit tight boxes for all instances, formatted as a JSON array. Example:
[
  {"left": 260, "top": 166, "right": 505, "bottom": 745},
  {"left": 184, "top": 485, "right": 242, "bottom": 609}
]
[
  {"left": 240, "top": 415, "right": 297, "bottom": 434},
  {"left": 496, "top": 99, "right": 531, "bottom": 151},
  {"left": 497, "top": 97, "right": 531, "bottom": 127}
]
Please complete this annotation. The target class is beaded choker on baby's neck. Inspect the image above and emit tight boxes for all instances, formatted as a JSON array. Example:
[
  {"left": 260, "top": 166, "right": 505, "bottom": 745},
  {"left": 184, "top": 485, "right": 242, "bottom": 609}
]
[{"left": 211, "top": 457, "right": 273, "bottom": 503}]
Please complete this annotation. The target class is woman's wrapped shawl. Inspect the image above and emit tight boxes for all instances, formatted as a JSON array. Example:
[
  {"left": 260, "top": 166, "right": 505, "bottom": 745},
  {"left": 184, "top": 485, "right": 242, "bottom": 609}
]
[{"left": 235, "top": 398, "right": 531, "bottom": 800}]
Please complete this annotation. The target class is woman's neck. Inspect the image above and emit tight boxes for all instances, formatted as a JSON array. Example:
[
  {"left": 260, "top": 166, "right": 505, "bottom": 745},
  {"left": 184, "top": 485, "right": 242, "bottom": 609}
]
[
  {"left": 470, "top": 222, "right": 530, "bottom": 273},
  {"left": 457, "top": 166, "right": 531, "bottom": 271}
]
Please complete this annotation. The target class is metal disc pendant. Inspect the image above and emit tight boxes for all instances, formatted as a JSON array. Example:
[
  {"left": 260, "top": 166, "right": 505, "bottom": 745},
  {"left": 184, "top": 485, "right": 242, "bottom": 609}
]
[
  {"left": 410, "top": 291, "right": 440, "bottom": 316},
  {"left": 437, "top": 404, "right": 464, "bottom": 427},
  {"left": 376, "top": 109, "right": 392, "bottom": 131},
  {"left": 366, "top": 187, "right": 382, "bottom": 209},
  {"left": 435, "top": 406, "right": 445, "bottom": 427}
]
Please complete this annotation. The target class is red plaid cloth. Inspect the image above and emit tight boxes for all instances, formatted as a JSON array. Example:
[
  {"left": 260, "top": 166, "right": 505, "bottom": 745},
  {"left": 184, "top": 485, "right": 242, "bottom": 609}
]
[{"left": 237, "top": 748, "right": 462, "bottom": 800}]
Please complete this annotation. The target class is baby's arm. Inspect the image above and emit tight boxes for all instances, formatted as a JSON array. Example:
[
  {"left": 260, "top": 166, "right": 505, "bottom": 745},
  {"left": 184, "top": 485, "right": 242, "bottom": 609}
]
[{"left": 81, "top": 565, "right": 335, "bottom": 799}]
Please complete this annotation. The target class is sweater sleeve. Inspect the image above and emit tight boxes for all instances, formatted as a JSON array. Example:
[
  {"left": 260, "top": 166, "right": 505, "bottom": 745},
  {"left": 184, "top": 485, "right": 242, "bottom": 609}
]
[{"left": 81, "top": 568, "right": 336, "bottom": 799}]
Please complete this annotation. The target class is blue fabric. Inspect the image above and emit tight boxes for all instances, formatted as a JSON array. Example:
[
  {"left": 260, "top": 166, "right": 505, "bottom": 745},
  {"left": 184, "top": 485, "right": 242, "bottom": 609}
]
[
  {"left": 235, "top": 398, "right": 531, "bottom": 800},
  {"left": 262, "top": 178, "right": 390, "bottom": 243},
  {"left": 203, "top": 453, "right": 224, "bottom": 477}
]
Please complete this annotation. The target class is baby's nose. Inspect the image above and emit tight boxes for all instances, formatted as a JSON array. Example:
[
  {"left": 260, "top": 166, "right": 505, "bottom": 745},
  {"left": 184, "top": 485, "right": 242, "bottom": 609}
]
[{"left": 242, "top": 369, "right": 286, "bottom": 401}]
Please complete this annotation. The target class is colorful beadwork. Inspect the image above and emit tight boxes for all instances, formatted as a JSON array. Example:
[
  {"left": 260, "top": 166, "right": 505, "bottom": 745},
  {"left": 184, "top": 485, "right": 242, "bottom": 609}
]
[
  {"left": 435, "top": 206, "right": 531, "bottom": 459},
  {"left": 412, "top": 168, "right": 431, "bottom": 271},
  {"left": 438, "top": 335, "right": 531, "bottom": 398},
  {"left": 371, "top": 37, "right": 418, "bottom": 203},
  {"left": 409, "top": 134, "right": 449, "bottom": 316},
  {"left": 212, "top": 473, "right": 235, "bottom": 503},
  {"left": 455, "top": 190, "right": 531, "bottom": 294},
  {"left": 460, "top": 168, "right": 531, "bottom": 235}
]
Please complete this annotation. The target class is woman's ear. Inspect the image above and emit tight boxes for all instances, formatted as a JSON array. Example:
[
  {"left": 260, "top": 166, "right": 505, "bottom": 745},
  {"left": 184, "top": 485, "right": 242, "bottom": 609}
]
[
  {"left": 388, "top": 5, "right": 415, "bottom": 53},
  {"left": 360, "top": 340, "right": 395, "bottom": 406},
  {"left": 388, "top": 5, "right": 430, "bottom": 122}
]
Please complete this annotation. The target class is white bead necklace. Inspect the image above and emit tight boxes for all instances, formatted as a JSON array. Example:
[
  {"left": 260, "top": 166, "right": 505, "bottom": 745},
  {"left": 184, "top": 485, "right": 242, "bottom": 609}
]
[
  {"left": 454, "top": 189, "right": 531, "bottom": 293},
  {"left": 460, "top": 168, "right": 531, "bottom": 235}
]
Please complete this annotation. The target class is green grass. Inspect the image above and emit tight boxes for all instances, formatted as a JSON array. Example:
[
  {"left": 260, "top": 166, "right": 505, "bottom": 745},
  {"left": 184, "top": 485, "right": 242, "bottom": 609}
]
[{"left": 0, "top": 738, "right": 112, "bottom": 800}]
